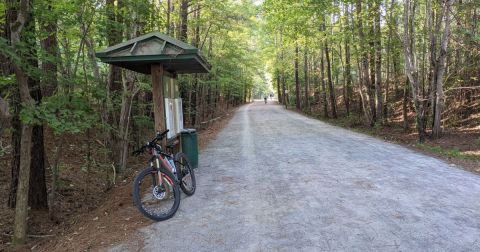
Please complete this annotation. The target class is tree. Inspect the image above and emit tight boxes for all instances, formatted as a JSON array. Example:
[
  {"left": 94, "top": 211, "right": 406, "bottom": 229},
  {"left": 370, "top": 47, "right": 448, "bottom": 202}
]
[
  {"left": 431, "top": 0, "right": 454, "bottom": 138},
  {"left": 324, "top": 37, "right": 337, "bottom": 118},
  {"left": 373, "top": 0, "right": 383, "bottom": 123},
  {"left": 356, "top": 0, "right": 374, "bottom": 125},
  {"left": 304, "top": 44, "right": 310, "bottom": 112},
  {"left": 8, "top": 0, "right": 37, "bottom": 245},
  {"left": 295, "top": 41, "right": 301, "bottom": 110},
  {"left": 344, "top": 4, "right": 353, "bottom": 116},
  {"left": 403, "top": 0, "right": 427, "bottom": 142},
  {"left": 7, "top": 0, "right": 48, "bottom": 211}
]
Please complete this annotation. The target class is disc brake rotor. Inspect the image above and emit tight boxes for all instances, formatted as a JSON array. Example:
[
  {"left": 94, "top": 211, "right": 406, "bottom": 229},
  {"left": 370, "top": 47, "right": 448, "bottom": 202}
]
[{"left": 152, "top": 185, "right": 166, "bottom": 200}]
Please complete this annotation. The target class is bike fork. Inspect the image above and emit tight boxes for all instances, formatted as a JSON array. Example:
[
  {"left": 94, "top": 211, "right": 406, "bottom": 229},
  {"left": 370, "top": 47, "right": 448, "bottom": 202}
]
[{"left": 153, "top": 160, "right": 163, "bottom": 186}]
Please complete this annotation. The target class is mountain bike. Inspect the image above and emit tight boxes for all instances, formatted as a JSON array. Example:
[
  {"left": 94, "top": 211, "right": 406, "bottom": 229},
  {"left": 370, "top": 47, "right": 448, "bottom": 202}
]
[{"left": 132, "top": 129, "right": 196, "bottom": 221}]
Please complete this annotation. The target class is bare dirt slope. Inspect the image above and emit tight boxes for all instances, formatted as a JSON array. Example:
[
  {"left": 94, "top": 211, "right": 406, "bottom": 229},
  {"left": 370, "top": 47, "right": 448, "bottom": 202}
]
[{"left": 112, "top": 101, "right": 480, "bottom": 251}]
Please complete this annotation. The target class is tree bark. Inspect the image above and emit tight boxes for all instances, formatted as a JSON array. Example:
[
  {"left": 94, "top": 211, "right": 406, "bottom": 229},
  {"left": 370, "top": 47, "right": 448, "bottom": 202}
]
[
  {"left": 280, "top": 31, "right": 286, "bottom": 105},
  {"left": 320, "top": 48, "right": 328, "bottom": 117},
  {"left": 166, "top": 0, "right": 172, "bottom": 35},
  {"left": 179, "top": 0, "right": 189, "bottom": 42},
  {"left": 368, "top": 2, "right": 377, "bottom": 125},
  {"left": 13, "top": 124, "right": 33, "bottom": 245},
  {"left": 385, "top": 0, "right": 396, "bottom": 121},
  {"left": 276, "top": 70, "right": 281, "bottom": 103},
  {"left": 374, "top": 0, "right": 383, "bottom": 122},
  {"left": 403, "top": 0, "right": 427, "bottom": 142},
  {"left": 324, "top": 41, "right": 337, "bottom": 118},
  {"left": 304, "top": 45, "right": 310, "bottom": 112},
  {"left": 427, "top": 0, "right": 437, "bottom": 129},
  {"left": 9, "top": 0, "right": 37, "bottom": 245},
  {"left": 295, "top": 41, "right": 301, "bottom": 110},
  {"left": 403, "top": 78, "right": 410, "bottom": 131},
  {"left": 8, "top": 0, "right": 48, "bottom": 211},
  {"left": 356, "top": 0, "right": 373, "bottom": 124},
  {"left": 432, "top": 0, "right": 454, "bottom": 138},
  {"left": 117, "top": 70, "right": 136, "bottom": 172},
  {"left": 344, "top": 4, "right": 353, "bottom": 116}
]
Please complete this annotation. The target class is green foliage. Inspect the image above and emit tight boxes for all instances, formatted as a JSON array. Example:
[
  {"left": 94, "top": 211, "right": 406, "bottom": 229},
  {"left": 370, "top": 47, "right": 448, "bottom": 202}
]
[
  {"left": 133, "top": 115, "right": 154, "bottom": 129},
  {"left": 38, "top": 94, "right": 98, "bottom": 135},
  {"left": 0, "top": 75, "right": 15, "bottom": 90},
  {"left": 19, "top": 93, "right": 96, "bottom": 133},
  {"left": 416, "top": 144, "right": 478, "bottom": 160}
]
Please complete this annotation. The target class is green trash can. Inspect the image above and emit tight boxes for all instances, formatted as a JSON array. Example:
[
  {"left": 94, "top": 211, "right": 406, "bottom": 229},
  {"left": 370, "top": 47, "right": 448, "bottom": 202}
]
[{"left": 181, "top": 129, "right": 198, "bottom": 169}]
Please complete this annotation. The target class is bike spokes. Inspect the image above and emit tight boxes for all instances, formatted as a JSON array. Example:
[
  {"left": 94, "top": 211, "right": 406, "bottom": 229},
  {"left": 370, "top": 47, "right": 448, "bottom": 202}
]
[
  {"left": 133, "top": 168, "right": 180, "bottom": 221},
  {"left": 176, "top": 153, "right": 196, "bottom": 196}
]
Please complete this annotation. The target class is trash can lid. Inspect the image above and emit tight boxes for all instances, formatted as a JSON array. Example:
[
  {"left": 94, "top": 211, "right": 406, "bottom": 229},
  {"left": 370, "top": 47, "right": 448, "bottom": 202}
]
[{"left": 181, "top": 128, "right": 197, "bottom": 134}]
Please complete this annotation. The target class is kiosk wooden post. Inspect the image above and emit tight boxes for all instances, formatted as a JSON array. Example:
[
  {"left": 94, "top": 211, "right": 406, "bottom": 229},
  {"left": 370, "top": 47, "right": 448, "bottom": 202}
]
[{"left": 151, "top": 64, "right": 167, "bottom": 147}]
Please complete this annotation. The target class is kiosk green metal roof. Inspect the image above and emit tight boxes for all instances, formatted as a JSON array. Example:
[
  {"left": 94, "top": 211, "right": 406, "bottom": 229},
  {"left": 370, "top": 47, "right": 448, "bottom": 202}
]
[{"left": 96, "top": 32, "right": 211, "bottom": 74}]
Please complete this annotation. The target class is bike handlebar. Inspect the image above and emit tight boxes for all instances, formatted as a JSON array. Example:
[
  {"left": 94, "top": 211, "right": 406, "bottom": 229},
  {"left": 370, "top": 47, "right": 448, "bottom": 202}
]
[
  {"left": 132, "top": 129, "right": 169, "bottom": 156},
  {"left": 152, "top": 129, "right": 169, "bottom": 143}
]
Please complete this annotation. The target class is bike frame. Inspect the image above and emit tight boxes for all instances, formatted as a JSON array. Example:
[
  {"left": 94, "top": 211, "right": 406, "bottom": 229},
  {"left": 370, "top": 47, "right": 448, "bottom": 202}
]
[{"left": 150, "top": 146, "right": 177, "bottom": 188}]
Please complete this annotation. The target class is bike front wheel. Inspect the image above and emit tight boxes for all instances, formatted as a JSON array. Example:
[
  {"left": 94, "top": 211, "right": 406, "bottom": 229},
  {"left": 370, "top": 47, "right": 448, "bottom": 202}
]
[
  {"left": 175, "top": 152, "right": 196, "bottom": 196},
  {"left": 132, "top": 167, "right": 180, "bottom": 221}
]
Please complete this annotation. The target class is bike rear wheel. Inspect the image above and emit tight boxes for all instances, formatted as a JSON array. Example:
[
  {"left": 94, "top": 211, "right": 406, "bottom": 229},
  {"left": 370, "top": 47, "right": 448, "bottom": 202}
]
[
  {"left": 175, "top": 152, "right": 196, "bottom": 196},
  {"left": 132, "top": 167, "right": 180, "bottom": 221}
]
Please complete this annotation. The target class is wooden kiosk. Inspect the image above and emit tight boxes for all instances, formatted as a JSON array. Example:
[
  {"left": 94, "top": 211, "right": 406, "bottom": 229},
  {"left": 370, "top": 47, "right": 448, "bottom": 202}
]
[{"left": 96, "top": 32, "right": 211, "bottom": 146}]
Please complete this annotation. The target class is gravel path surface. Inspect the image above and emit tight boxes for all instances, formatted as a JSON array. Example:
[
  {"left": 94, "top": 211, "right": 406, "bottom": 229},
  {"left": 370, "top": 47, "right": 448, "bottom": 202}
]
[{"left": 114, "top": 101, "right": 480, "bottom": 251}]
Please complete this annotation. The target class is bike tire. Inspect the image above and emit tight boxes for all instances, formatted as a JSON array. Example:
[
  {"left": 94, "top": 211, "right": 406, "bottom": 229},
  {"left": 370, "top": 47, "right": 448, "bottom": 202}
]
[
  {"left": 132, "top": 167, "right": 181, "bottom": 221},
  {"left": 175, "top": 152, "right": 196, "bottom": 196}
]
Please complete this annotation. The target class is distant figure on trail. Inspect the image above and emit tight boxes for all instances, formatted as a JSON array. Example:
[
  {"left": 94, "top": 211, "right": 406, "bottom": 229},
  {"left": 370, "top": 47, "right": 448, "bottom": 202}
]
[{"left": 264, "top": 96, "right": 267, "bottom": 104}]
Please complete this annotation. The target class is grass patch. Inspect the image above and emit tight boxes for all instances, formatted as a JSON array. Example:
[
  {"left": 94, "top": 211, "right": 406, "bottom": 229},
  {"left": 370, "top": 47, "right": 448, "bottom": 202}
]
[{"left": 415, "top": 144, "right": 479, "bottom": 160}]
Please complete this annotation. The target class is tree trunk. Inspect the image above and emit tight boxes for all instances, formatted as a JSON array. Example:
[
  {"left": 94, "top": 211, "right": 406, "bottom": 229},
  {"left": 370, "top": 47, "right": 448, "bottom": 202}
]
[
  {"left": 304, "top": 45, "right": 310, "bottom": 112},
  {"left": 166, "top": 0, "right": 172, "bottom": 35},
  {"left": 403, "top": 0, "right": 426, "bottom": 143},
  {"left": 295, "top": 42, "right": 301, "bottom": 110},
  {"left": 8, "top": 0, "right": 48, "bottom": 210},
  {"left": 9, "top": 0, "right": 37, "bottom": 244},
  {"left": 368, "top": 2, "right": 377, "bottom": 125},
  {"left": 374, "top": 0, "right": 383, "bottom": 123},
  {"left": 6, "top": 0, "right": 20, "bottom": 209},
  {"left": 281, "top": 71, "right": 286, "bottom": 106},
  {"left": 28, "top": 125, "right": 48, "bottom": 209},
  {"left": 191, "top": 76, "right": 198, "bottom": 126},
  {"left": 276, "top": 70, "right": 281, "bottom": 103},
  {"left": 179, "top": 0, "right": 189, "bottom": 42},
  {"left": 0, "top": 97, "right": 9, "bottom": 133},
  {"left": 320, "top": 48, "right": 328, "bottom": 117},
  {"left": 403, "top": 78, "right": 410, "bottom": 131},
  {"left": 432, "top": 0, "right": 454, "bottom": 138},
  {"left": 117, "top": 70, "right": 136, "bottom": 172},
  {"left": 13, "top": 124, "right": 33, "bottom": 245},
  {"left": 324, "top": 41, "right": 337, "bottom": 118},
  {"left": 427, "top": 0, "right": 437, "bottom": 130},
  {"left": 8, "top": 96, "right": 21, "bottom": 209},
  {"left": 31, "top": 0, "right": 59, "bottom": 210},
  {"left": 385, "top": 0, "right": 396, "bottom": 121},
  {"left": 344, "top": 5, "right": 353, "bottom": 116},
  {"left": 356, "top": 0, "right": 373, "bottom": 124}
]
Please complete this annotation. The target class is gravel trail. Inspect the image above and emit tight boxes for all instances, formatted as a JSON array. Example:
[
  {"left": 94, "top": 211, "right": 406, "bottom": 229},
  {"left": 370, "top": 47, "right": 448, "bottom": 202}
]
[{"left": 114, "top": 101, "right": 480, "bottom": 251}]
